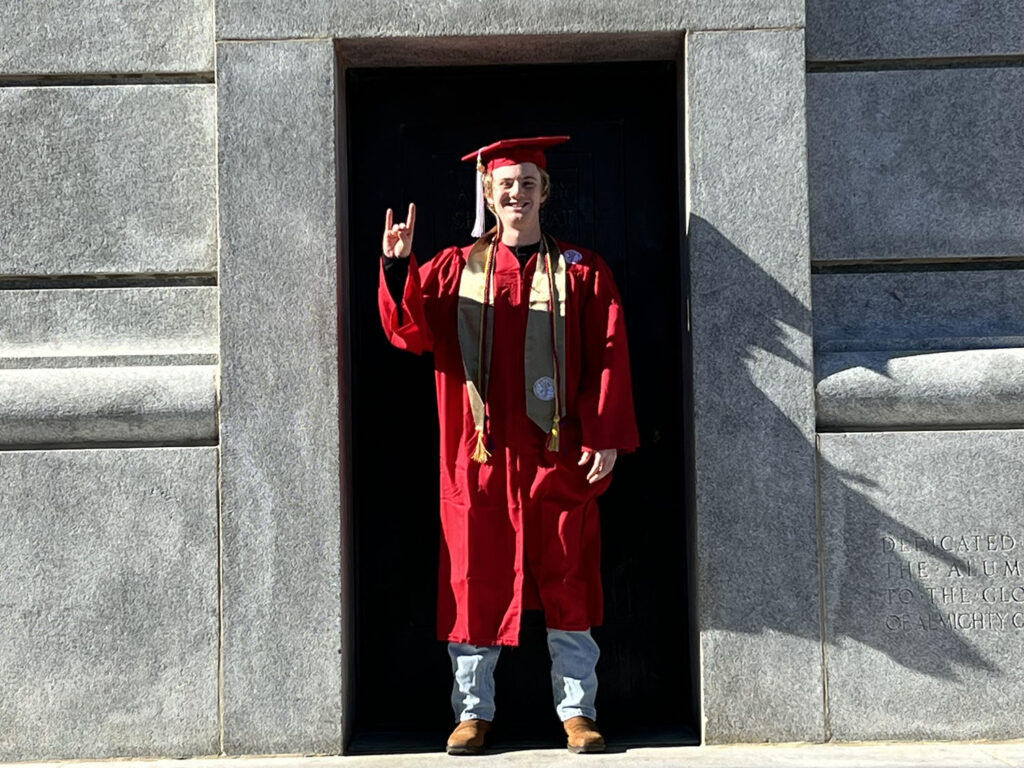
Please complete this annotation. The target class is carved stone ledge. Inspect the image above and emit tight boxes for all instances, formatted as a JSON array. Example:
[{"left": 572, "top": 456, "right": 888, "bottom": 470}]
[
  {"left": 817, "top": 347, "right": 1024, "bottom": 429},
  {"left": 0, "top": 365, "right": 217, "bottom": 447}
]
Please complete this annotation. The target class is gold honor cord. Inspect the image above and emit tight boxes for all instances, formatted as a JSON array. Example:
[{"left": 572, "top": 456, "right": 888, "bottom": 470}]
[
  {"left": 457, "top": 230, "right": 497, "bottom": 465},
  {"left": 542, "top": 236, "right": 562, "bottom": 453},
  {"left": 472, "top": 236, "right": 497, "bottom": 463},
  {"left": 525, "top": 233, "right": 567, "bottom": 450}
]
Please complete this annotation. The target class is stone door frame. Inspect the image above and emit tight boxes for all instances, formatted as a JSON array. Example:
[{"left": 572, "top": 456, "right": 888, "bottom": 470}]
[{"left": 217, "top": 19, "right": 816, "bottom": 753}]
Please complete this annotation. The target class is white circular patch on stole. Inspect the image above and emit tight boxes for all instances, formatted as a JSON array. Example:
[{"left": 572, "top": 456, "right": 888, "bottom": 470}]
[
  {"left": 564, "top": 249, "right": 583, "bottom": 264},
  {"left": 533, "top": 376, "right": 556, "bottom": 402}
]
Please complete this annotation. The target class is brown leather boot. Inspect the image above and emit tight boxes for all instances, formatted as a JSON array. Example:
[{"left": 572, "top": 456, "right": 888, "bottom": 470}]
[
  {"left": 446, "top": 718, "right": 491, "bottom": 755},
  {"left": 563, "top": 716, "right": 605, "bottom": 753}
]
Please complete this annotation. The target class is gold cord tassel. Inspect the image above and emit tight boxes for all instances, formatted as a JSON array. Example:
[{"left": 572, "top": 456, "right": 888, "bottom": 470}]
[
  {"left": 545, "top": 415, "right": 560, "bottom": 453},
  {"left": 544, "top": 244, "right": 562, "bottom": 456},
  {"left": 471, "top": 428, "right": 492, "bottom": 464}
]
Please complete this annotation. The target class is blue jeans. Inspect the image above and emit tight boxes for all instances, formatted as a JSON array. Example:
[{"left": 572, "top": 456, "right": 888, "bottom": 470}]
[{"left": 448, "top": 628, "right": 599, "bottom": 723}]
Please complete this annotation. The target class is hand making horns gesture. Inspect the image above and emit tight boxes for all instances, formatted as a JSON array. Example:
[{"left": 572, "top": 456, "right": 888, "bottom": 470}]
[{"left": 382, "top": 203, "right": 416, "bottom": 259}]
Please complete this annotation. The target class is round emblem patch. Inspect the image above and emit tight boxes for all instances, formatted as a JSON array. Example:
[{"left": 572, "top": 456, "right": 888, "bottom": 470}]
[
  {"left": 564, "top": 249, "right": 583, "bottom": 264},
  {"left": 532, "top": 376, "right": 556, "bottom": 402}
]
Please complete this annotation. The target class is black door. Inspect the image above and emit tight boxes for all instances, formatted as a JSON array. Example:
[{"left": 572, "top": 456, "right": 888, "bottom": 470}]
[{"left": 346, "top": 60, "right": 694, "bottom": 752}]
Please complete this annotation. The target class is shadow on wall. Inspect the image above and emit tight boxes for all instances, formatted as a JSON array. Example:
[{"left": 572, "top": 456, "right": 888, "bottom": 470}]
[{"left": 688, "top": 215, "right": 995, "bottom": 681}]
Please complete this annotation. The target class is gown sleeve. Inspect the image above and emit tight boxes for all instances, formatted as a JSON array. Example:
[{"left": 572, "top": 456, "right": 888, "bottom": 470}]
[
  {"left": 577, "top": 257, "right": 641, "bottom": 455},
  {"left": 378, "top": 248, "right": 459, "bottom": 355}
]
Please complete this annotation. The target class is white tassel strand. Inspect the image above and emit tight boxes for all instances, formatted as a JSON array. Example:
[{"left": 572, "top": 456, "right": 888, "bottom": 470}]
[{"left": 471, "top": 150, "right": 486, "bottom": 238}]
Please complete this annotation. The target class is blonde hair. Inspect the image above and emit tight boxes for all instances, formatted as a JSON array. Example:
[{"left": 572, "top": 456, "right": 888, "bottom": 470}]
[{"left": 482, "top": 167, "right": 551, "bottom": 210}]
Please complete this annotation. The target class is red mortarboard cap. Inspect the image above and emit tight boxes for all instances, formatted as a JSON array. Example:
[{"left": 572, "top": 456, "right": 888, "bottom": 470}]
[{"left": 461, "top": 135, "right": 570, "bottom": 171}]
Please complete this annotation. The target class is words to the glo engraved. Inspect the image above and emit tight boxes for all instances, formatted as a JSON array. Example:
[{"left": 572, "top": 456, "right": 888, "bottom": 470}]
[{"left": 879, "top": 533, "right": 1024, "bottom": 632}]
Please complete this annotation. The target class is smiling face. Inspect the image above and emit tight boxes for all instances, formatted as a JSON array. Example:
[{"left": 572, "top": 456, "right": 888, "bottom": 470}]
[{"left": 485, "top": 162, "right": 548, "bottom": 234}]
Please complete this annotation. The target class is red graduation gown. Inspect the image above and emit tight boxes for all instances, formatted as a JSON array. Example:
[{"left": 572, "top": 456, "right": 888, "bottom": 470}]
[{"left": 378, "top": 239, "right": 639, "bottom": 646}]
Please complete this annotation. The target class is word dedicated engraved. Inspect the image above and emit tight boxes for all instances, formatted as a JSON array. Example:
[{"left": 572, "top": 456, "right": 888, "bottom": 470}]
[{"left": 880, "top": 533, "right": 1024, "bottom": 632}]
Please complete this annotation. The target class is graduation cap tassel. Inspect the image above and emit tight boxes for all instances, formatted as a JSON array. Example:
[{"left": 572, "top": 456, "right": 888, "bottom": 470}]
[{"left": 471, "top": 151, "right": 486, "bottom": 238}]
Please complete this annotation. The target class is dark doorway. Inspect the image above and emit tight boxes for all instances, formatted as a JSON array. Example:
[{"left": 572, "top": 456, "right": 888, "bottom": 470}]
[{"left": 345, "top": 60, "right": 694, "bottom": 752}]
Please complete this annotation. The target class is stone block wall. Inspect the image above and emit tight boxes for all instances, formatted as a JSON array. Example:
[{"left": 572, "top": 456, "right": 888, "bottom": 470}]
[
  {"left": 806, "top": 2, "right": 1024, "bottom": 740},
  {"left": 1, "top": 0, "right": 213, "bottom": 75},
  {"left": 3, "top": 0, "right": 1023, "bottom": 759},
  {"left": 0, "top": 2, "right": 221, "bottom": 761}
]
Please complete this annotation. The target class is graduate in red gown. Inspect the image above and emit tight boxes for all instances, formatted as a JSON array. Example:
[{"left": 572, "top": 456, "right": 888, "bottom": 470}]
[{"left": 378, "top": 136, "right": 638, "bottom": 755}]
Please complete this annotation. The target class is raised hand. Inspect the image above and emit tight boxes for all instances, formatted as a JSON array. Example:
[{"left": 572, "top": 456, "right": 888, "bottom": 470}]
[{"left": 383, "top": 202, "right": 416, "bottom": 259}]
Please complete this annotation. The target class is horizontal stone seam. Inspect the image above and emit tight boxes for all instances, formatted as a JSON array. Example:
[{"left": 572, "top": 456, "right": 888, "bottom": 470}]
[
  {"left": 806, "top": 54, "right": 1024, "bottom": 72},
  {"left": 0, "top": 274, "right": 218, "bottom": 290},
  {"left": 685, "top": 24, "right": 804, "bottom": 33},
  {"left": 817, "top": 423, "right": 1024, "bottom": 434},
  {"left": 0, "top": 438, "right": 219, "bottom": 452},
  {"left": 0, "top": 355, "right": 220, "bottom": 369},
  {"left": 217, "top": 36, "right": 335, "bottom": 44},
  {"left": 0, "top": 73, "right": 215, "bottom": 87},
  {"left": 811, "top": 258, "right": 1024, "bottom": 275},
  {"left": 815, "top": 339, "right": 1024, "bottom": 354}
]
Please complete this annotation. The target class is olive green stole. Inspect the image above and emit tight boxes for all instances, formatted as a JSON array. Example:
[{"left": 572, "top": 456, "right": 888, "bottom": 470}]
[{"left": 457, "top": 232, "right": 567, "bottom": 463}]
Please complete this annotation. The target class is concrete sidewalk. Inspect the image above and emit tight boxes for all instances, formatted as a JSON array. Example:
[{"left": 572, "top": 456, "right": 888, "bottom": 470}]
[{"left": 9, "top": 743, "right": 1024, "bottom": 768}]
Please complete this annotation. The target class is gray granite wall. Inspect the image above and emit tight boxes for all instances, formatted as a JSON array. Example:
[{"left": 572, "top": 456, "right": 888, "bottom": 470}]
[
  {"left": 217, "top": 0, "right": 801, "bottom": 40},
  {"left": 1, "top": 449, "right": 220, "bottom": 760},
  {"left": 0, "top": 2, "right": 220, "bottom": 761},
  {"left": 807, "top": 0, "right": 1024, "bottom": 61},
  {"left": 216, "top": 40, "right": 342, "bottom": 755},
  {"left": 0, "top": 0, "right": 213, "bottom": 75},
  {"left": 4, "top": 0, "right": 1024, "bottom": 759},
  {"left": 687, "top": 28, "right": 822, "bottom": 743},
  {"left": 807, "top": 2, "right": 1024, "bottom": 741}
]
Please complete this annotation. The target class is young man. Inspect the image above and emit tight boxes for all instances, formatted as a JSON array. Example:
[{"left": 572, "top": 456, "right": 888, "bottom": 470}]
[{"left": 378, "top": 136, "right": 638, "bottom": 755}]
